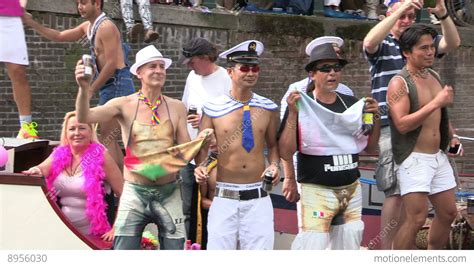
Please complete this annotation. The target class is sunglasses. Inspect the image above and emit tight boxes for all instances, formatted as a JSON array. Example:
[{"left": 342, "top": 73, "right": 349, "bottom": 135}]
[
  {"left": 182, "top": 49, "right": 192, "bottom": 58},
  {"left": 235, "top": 65, "right": 260, "bottom": 73},
  {"left": 314, "top": 64, "right": 343, "bottom": 73}
]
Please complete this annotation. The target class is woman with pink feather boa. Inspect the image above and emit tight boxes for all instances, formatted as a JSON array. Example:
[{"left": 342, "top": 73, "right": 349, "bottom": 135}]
[{"left": 23, "top": 112, "right": 123, "bottom": 241}]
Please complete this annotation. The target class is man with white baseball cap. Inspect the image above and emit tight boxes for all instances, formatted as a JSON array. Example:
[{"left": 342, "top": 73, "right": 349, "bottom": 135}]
[{"left": 74, "top": 45, "right": 214, "bottom": 250}]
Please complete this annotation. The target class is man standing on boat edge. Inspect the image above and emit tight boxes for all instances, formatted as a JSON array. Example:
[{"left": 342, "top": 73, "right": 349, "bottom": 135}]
[
  {"left": 362, "top": 0, "right": 460, "bottom": 249},
  {"left": 194, "top": 40, "right": 280, "bottom": 250},
  {"left": 74, "top": 45, "right": 214, "bottom": 249},
  {"left": 279, "top": 43, "right": 380, "bottom": 249},
  {"left": 280, "top": 36, "right": 355, "bottom": 204},
  {"left": 388, "top": 24, "right": 458, "bottom": 250}
]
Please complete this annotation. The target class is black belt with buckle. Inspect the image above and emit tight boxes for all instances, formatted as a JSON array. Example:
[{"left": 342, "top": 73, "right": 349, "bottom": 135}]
[{"left": 215, "top": 187, "right": 268, "bottom": 201}]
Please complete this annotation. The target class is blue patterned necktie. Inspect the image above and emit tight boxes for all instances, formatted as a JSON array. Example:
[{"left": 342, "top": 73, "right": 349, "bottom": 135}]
[{"left": 242, "top": 105, "right": 254, "bottom": 153}]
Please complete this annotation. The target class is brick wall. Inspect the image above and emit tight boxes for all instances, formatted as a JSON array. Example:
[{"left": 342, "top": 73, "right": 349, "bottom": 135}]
[{"left": 1, "top": 0, "right": 474, "bottom": 173}]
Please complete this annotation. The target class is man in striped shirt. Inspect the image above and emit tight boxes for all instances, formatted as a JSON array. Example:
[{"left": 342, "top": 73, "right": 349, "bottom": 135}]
[{"left": 362, "top": 0, "right": 460, "bottom": 249}]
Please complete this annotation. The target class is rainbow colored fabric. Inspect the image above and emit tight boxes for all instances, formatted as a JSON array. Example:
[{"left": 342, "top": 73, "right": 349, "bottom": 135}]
[
  {"left": 124, "top": 138, "right": 205, "bottom": 181},
  {"left": 137, "top": 91, "right": 162, "bottom": 125}
]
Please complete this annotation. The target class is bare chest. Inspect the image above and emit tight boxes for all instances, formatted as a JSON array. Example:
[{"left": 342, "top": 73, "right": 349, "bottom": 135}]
[
  {"left": 213, "top": 108, "right": 271, "bottom": 141},
  {"left": 414, "top": 75, "right": 442, "bottom": 107},
  {"left": 120, "top": 100, "right": 179, "bottom": 142}
]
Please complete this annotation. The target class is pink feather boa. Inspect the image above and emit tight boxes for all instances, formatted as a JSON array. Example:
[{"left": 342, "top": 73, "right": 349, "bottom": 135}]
[{"left": 46, "top": 142, "right": 111, "bottom": 236}]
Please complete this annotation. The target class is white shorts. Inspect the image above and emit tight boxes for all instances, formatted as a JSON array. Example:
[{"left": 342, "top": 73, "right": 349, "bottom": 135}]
[
  {"left": 0, "top": 16, "right": 28, "bottom": 65},
  {"left": 397, "top": 151, "right": 456, "bottom": 196},
  {"left": 207, "top": 182, "right": 274, "bottom": 250}
]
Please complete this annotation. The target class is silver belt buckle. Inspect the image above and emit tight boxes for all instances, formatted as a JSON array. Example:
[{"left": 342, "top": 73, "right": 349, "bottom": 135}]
[{"left": 218, "top": 188, "right": 240, "bottom": 200}]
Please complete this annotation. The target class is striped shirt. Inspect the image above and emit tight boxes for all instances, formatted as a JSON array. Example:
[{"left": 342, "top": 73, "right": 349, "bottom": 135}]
[{"left": 364, "top": 34, "right": 442, "bottom": 126}]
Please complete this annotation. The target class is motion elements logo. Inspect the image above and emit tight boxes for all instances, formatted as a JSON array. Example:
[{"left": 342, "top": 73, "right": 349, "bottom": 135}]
[{"left": 324, "top": 155, "right": 358, "bottom": 172}]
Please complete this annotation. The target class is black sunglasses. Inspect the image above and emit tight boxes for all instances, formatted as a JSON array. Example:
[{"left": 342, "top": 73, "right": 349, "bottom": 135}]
[
  {"left": 314, "top": 64, "right": 343, "bottom": 73},
  {"left": 182, "top": 49, "right": 192, "bottom": 58}
]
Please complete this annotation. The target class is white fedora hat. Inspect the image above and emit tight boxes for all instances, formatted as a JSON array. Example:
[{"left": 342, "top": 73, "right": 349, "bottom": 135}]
[{"left": 130, "top": 45, "right": 172, "bottom": 76}]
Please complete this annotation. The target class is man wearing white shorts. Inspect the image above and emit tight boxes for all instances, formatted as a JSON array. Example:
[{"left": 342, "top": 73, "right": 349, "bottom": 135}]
[
  {"left": 388, "top": 24, "right": 458, "bottom": 250},
  {"left": 0, "top": 0, "right": 38, "bottom": 139},
  {"left": 194, "top": 40, "right": 280, "bottom": 250},
  {"left": 398, "top": 151, "right": 456, "bottom": 197}
]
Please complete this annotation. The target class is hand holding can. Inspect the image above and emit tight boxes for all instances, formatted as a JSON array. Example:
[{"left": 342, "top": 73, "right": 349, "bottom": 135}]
[
  {"left": 82, "top": 54, "right": 93, "bottom": 77},
  {"left": 188, "top": 105, "right": 197, "bottom": 115}
]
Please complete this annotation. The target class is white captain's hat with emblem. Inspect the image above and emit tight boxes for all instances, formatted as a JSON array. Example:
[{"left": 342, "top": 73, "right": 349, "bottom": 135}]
[
  {"left": 305, "top": 36, "right": 344, "bottom": 56},
  {"left": 219, "top": 40, "right": 264, "bottom": 65}
]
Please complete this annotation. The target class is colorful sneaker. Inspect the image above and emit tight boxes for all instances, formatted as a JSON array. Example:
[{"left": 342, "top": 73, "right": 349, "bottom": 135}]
[{"left": 17, "top": 121, "right": 40, "bottom": 139}]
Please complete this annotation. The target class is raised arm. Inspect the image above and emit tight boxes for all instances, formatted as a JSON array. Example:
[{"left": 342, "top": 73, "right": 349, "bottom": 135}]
[
  {"left": 363, "top": 0, "right": 423, "bottom": 54},
  {"left": 429, "top": 0, "right": 461, "bottom": 54},
  {"left": 74, "top": 60, "right": 121, "bottom": 124},
  {"left": 22, "top": 12, "right": 87, "bottom": 42},
  {"left": 89, "top": 21, "right": 121, "bottom": 94},
  {"left": 103, "top": 151, "right": 123, "bottom": 197},
  {"left": 388, "top": 77, "right": 453, "bottom": 134}
]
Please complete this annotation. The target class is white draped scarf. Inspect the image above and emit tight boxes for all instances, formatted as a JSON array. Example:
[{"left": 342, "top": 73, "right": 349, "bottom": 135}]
[{"left": 298, "top": 92, "right": 368, "bottom": 156}]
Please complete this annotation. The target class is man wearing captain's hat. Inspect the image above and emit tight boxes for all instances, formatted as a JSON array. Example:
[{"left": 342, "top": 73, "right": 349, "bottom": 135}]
[
  {"left": 279, "top": 42, "right": 380, "bottom": 250},
  {"left": 194, "top": 40, "right": 280, "bottom": 250},
  {"left": 279, "top": 36, "right": 355, "bottom": 206},
  {"left": 74, "top": 45, "right": 215, "bottom": 250}
]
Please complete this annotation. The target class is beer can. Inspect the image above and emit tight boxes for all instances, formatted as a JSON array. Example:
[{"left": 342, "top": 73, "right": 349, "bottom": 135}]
[
  {"left": 188, "top": 105, "right": 197, "bottom": 115},
  {"left": 262, "top": 170, "right": 273, "bottom": 192},
  {"left": 82, "top": 54, "right": 93, "bottom": 77}
]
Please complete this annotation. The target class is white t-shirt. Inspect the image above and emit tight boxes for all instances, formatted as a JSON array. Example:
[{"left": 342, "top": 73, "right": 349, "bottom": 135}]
[{"left": 181, "top": 66, "right": 231, "bottom": 139}]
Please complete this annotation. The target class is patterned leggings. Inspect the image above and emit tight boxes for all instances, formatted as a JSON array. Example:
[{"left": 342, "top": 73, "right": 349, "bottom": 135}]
[{"left": 120, "top": 0, "right": 153, "bottom": 30}]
